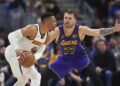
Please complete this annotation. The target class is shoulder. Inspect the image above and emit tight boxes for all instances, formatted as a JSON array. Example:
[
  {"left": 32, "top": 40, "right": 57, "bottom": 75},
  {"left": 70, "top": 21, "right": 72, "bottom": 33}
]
[
  {"left": 52, "top": 26, "right": 60, "bottom": 37},
  {"left": 50, "top": 26, "right": 60, "bottom": 40},
  {"left": 78, "top": 25, "right": 91, "bottom": 33},
  {"left": 21, "top": 24, "right": 37, "bottom": 37},
  {"left": 48, "top": 26, "right": 60, "bottom": 35},
  {"left": 78, "top": 25, "right": 89, "bottom": 30}
]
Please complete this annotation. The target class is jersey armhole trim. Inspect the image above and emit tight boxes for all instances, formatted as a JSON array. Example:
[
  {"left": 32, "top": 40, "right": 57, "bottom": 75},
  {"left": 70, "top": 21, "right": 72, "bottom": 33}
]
[
  {"left": 56, "top": 27, "right": 61, "bottom": 43},
  {"left": 78, "top": 25, "right": 84, "bottom": 42}
]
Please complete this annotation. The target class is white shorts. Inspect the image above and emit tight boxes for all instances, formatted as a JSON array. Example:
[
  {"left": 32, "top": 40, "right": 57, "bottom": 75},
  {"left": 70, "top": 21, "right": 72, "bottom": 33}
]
[{"left": 5, "top": 45, "right": 41, "bottom": 86}]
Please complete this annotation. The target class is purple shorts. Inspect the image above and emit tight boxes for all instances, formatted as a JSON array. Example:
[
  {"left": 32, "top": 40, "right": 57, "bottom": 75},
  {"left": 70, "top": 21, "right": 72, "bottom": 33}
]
[{"left": 49, "top": 54, "right": 90, "bottom": 79}]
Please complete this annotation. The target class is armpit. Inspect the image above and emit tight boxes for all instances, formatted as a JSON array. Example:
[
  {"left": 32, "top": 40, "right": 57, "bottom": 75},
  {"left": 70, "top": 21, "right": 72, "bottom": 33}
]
[{"left": 78, "top": 25, "right": 86, "bottom": 41}]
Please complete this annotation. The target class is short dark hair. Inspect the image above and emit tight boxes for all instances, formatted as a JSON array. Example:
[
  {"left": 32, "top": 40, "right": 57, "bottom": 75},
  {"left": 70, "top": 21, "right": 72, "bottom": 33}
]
[
  {"left": 41, "top": 12, "right": 53, "bottom": 22},
  {"left": 96, "top": 39, "right": 107, "bottom": 46},
  {"left": 64, "top": 9, "right": 77, "bottom": 18}
]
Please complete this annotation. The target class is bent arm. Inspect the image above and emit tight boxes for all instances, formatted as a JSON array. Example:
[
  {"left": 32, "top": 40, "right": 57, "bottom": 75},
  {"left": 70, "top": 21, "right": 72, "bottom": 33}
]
[
  {"left": 8, "top": 24, "right": 36, "bottom": 50},
  {"left": 44, "top": 27, "right": 60, "bottom": 45},
  {"left": 8, "top": 29, "right": 23, "bottom": 49}
]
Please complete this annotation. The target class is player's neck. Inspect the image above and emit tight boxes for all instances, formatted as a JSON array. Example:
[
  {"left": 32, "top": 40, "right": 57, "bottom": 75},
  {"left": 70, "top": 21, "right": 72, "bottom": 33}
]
[{"left": 63, "top": 25, "right": 75, "bottom": 36}]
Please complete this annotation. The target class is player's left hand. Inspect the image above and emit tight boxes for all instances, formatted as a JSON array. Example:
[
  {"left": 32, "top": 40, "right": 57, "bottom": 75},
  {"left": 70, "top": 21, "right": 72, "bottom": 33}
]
[
  {"left": 15, "top": 49, "right": 23, "bottom": 57},
  {"left": 15, "top": 49, "right": 27, "bottom": 62},
  {"left": 114, "top": 19, "right": 120, "bottom": 32}
]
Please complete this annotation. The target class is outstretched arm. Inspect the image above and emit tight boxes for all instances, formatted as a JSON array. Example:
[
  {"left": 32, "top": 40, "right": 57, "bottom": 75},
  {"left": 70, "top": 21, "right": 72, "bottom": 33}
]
[
  {"left": 79, "top": 19, "right": 120, "bottom": 38},
  {"left": 44, "top": 27, "right": 60, "bottom": 45},
  {"left": 79, "top": 26, "right": 115, "bottom": 37}
]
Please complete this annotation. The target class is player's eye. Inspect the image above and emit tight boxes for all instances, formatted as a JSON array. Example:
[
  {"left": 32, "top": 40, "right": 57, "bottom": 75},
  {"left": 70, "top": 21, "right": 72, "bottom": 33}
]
[{"left": 65, "top": 17, "right": 68, "bottom": 19}]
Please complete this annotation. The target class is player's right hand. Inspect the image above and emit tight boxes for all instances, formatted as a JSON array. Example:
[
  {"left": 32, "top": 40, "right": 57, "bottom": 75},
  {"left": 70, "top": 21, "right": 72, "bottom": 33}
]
[
  {"left": 15, "top": 49, "right": 24, "bottom": 57},
  {"left": 15, "top": 49, "right": 27, "bottom": 62}
]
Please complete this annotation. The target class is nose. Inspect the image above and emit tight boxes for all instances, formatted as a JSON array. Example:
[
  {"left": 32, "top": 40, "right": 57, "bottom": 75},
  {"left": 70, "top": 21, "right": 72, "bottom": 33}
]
[{"left": 65, "top": 19, "right": 69, "bottom": 23}]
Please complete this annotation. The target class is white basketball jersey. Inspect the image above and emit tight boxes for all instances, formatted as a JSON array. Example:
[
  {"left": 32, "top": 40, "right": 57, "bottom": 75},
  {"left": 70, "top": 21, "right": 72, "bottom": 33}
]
[{"left": 17, "top": 24, "right": 47, "bottom": 51}]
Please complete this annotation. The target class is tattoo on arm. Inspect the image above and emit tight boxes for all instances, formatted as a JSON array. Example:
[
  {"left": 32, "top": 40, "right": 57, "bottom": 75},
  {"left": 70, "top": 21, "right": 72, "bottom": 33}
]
[{"left": 100, "top": 27, "right": 115, "bottom": 36}]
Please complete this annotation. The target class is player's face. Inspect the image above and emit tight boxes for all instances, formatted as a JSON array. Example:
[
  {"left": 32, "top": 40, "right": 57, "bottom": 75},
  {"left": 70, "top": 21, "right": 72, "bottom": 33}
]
[
  {"left": 64, "top": 13, "right": 76, "bottom": 28},
  {"left": 47, "top": 16, "right": 57, "bottom": 31}
]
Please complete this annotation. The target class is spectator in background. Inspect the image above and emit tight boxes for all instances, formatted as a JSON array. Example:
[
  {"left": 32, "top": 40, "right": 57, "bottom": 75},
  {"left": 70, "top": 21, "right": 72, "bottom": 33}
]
[
  {"left": 0, "top": 37, "right": 12, "bottom": 86},
  {"left": 34, "top": 1, "right": 46, "bottom": 23},
  {"left": 93, "top": 39, "right": 116, "bottom": 86},
  {"left": 69, "top": 69, "right": 83, "bottom": 86},
  {"left": 8, "top": 0, "right": 25, "bottom": 31},
  {"left": 108, "top": 0, "right": 120, "bottom": 18},
  {"left": 116, "top": 34, "right": 120, "bottom": 45},
  {"left": 108, "top": 0, "right": 120, "bottom": 26},
  {"left": 0, "top": 1, "right": 8, "bottom": 30},
  {"left": 0, "top": 27, "right": 9, "bottom": 47},
  {"left": 0, "top": 37, "right": 8, "bottom": 69},
  {"left": 90, "top": 37, "right": 104, "bottom": 58},
  {"left": 23, "top": 0, "right": 46, "bottom": 26},
  {"left": 109, "top": 36, "right": 120, "bottom": 71},
  {"left": 86, "top": 0, "right": 111, "bottom": 21},
  {"left": 43, "top": 0, "right": 60, "bottom": 19},
  {"left": 108, "top": 35, "right": 120, "bottom": 86},
  {"left": 0, "top": 27, "right": 6, "bottom": 38},
  {"left": 22, "top": 0, "right": 37, "bottom": 26}
]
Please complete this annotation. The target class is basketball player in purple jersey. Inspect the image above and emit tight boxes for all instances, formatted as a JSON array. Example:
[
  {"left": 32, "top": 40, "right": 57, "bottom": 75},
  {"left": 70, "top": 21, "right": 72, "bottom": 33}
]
[{"left": 45, "top": 9, "right": 120, "bottom": 86}]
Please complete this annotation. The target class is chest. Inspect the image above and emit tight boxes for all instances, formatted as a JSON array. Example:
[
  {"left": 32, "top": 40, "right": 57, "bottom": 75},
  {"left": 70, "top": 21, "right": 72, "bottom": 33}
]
[
  {"left": 59, "top": 34, "right": 79, "bottom": 46},
  {"left": 64, "top": 28, "right": 74, "bottom": 36}
]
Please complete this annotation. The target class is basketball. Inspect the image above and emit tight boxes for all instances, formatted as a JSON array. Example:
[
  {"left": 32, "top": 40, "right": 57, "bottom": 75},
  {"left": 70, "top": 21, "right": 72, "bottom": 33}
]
[{"left": 18, "top": 51, "right": 35, "bottom": 68}]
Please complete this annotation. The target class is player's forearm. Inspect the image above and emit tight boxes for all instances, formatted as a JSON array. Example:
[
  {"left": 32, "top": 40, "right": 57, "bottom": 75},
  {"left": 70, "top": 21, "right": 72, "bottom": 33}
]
[
  {"left": 44, "top": 37, "right": 55, "bottom": 46},
  {"left": 8, "top": 30, "right": 23, "bottom": 49},
  {"left": 99, "top": 27, "right": 115, "bottom": 36},
  {"left": 44, "top": 32, "right": 56, "bottom": 45},
  {"left": 34, "top": 45, "right": 46, "bottom": 60}
]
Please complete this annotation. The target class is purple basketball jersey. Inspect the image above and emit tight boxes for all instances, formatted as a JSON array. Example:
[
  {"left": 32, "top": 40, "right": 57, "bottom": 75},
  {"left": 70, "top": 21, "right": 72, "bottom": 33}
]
[
  {"left": 49, "top": 24, "right": 90, "bottom": 79},
  {"left": 57, "top": 24, "right": 86, "bottom": 56}
]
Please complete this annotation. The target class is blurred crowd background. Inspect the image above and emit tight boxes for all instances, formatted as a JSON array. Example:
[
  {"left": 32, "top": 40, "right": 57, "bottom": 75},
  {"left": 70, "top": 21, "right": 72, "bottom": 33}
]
[{"left": 0, "top": 0, "right": 120, "bottom": 86}]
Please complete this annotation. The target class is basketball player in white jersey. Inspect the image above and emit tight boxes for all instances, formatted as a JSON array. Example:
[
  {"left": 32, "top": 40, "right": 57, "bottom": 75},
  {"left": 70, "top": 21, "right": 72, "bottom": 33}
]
[{"left": 5, "top": 13, "right": 56, "bottom": 86}]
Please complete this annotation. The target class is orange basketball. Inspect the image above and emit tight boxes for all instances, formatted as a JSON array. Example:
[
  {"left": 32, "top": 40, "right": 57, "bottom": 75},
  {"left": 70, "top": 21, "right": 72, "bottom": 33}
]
[{"left": 18, "top": 51, "right": 35, "bottom": 68}]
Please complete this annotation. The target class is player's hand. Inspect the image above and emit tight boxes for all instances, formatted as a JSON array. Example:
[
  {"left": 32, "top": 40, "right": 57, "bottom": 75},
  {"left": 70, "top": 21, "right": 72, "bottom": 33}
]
[
  {"left": 114, "top": 19, "right": 120, "bottom": 32},
  {"left": 15, "top": 49, "right": 23, "bottom": 57},
  {"left": 15, "top": 49, "right": 28, "bottom": 62}
]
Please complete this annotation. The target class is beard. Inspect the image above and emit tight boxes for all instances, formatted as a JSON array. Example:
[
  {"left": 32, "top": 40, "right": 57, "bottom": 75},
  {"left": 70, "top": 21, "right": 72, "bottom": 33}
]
[{"left": 64, "top": 23, "right": 73, "bottom": 28}]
